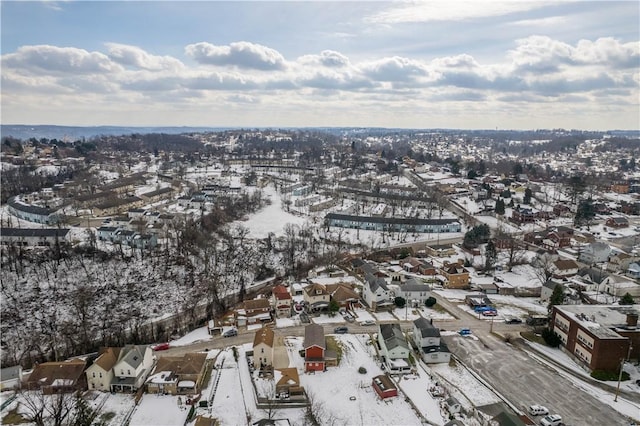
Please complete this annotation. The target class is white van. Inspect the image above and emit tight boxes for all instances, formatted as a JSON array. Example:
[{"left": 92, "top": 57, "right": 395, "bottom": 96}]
[{"left": 528, "top": 405, "right": 549, "bottom": 416}]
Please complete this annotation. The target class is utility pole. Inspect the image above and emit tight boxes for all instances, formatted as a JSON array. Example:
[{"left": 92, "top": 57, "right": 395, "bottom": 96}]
[{"left": 614, "top": 342, "right": 633, "bottom": 402}]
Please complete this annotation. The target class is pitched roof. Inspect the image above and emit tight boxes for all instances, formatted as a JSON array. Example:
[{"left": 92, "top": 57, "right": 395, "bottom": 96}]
[
  {"left": 1, "top": 227, "right": 70, "bottom": 238},
  {"left": 276, "top": 367, "right": 300, "bottom": 387},
  {"left": 401, "top": 278, "right": 429, "bottom": 292},
  {"left": 119, "top": 345, "right": 149, "bottom": 369},
  {"left": 413, "top": 317, "right": 440, "bottom": 338},
  {"left": 379, "top": 323, "right": 408, "bottom": 350},
  {"left": 253, "top": 327, "right": 275, "bottom": 348},
  {"left": 94, "top": 347, "right": 121, "bottom": 371},
  {"left": 154, "top": 353, "right": 207, "bottom": 376},
  {"left": 554, "top": 259, "right": 579, "bottom": 270},
  {"left": 244, "top": 298, "right": 271, "bottom": 310},
  {"left": 303, "top": 324, "right": 325, "bottom": 350},
  {"left": 304, "top": 283, "right": 329, "bottom": 297},
  {"left": 27, "top": 358, "right": 86, "bottom": 387},
  {"left": 330, "top": 284, "right": 360, "bottom": 302}
]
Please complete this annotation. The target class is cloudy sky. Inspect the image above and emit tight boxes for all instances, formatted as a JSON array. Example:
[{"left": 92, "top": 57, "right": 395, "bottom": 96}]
[{"left": 1, "top": 1, "right": 639, "bottom": 130}]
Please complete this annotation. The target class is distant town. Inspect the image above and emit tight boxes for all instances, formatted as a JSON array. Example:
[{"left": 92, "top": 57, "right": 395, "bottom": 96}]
[{"left": 1, "top": 127, "right": 639, "bottom": 426}]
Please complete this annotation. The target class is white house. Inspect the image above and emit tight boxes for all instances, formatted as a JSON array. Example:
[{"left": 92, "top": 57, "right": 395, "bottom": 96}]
[
  {"left": 110, "top": 345, "right": 154, "bottom": 392},
  {"left": 86, "top": 347, "right": 120, "bottom": 391},
  {"left": 363, "top": 273, "right": 393, "bottom": 311},
  {"left": 0, "top": 228, "right": 70, "bottom": 247},
  {"left": 397, "top": 278, "right": 431, "bottom": 307},
  {"left": 579, "top": 242, "right": 611, "bottom": 265},
  {"left": 378, "top": 323, "right": 411, "bottom": 373},
  {"left": 412, "top": 318, "right": 450, "bottom": 364},
  {"left": 253, "top": 327, "right": 275, "bottom": 369}
]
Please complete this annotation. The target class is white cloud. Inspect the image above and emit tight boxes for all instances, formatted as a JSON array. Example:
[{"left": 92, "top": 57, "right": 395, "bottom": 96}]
[
  {"left": 361, "top": 56, "right": 429, "bottom": 82},
  {"left": 185, "top": 41, "right": 286, "bottom": 70},
  {"left": 298, "top": 50, "right": 350, "bottom": 68},
  {"left": 1, "top": 45, "right": 122, "bottom": 75},
  {"left": 365, "top": 1, "right": 549, "bottom": 24},
  {"left": 106, "top": 43, "right": 184, "bottom": 71}
]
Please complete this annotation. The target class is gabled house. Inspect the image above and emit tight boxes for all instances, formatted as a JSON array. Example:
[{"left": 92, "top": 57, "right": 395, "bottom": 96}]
[
  {"left": 111, "top": 345, "right": 154, "bottom": 392},
  {"left": 328, "top": 283, "right": 360, "bottom": 309},
  {"left": 608, "top": 253, "right": 639, "bottom": 273},
  {"left": 397, "top": 278, "right": 431, "bottom": 307},
  {"left": 25, "top": 358, "right": 87, "bottom": 394},
  {"left": 303, "top": 283, "right": 331, "bottom": 312},
  {"left": 303, "top": 324, "right": 326, "bottom": 373},
  {"left": 579, "top": 242, "right": 611, "bottom": 265},
  {"left": 243, "top": 298, "right": 272, "bottom": 324},
  {"left": 253, "top": 327, "right": 275, "bottom": 369},
  {"left": 86, "top": 347, "right": 121, "bottom": 391},
  {"left": 146, "top": 352, "right": 208, "bottom": 395},
  {"left": 271, "top": 285, "right": 292, "bottom": 318},
  {"left": 440, "top": 262, "right": 470, "bottom": 289},
  {"left": 362, "top": 273, "right": 393, "bottom": 311},
  {"left": 606, "top": 217, "right": 629, "bottom": 228},
  {"left": 413, "top": 318, "right": 450, "bottom": 364},
  {"left": 378, "top": 323, "right": 411, "bottom": 373},
  {"left": 275, "top": 367, "right": 304, "bottom": 399},
  {"left": 551, "top": 259, "right": 580, "bottom": 279}
]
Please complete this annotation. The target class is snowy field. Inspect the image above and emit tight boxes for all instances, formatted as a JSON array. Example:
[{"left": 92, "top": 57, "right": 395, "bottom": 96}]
[{"left": 129, "top": 394, "right": 190, "bottom": 426}]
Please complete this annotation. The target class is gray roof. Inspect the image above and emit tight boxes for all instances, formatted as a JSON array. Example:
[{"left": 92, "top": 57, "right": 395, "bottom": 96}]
[
  {"left": 8, "top": 197, "right": 56, "bottom": 216},
  {"left": 379, "top": 323, "right": 408, "bottom": 350},
  {"left": 413, "top": 317, "right": 440, "bottom": 338},
  {"left": 0, "top": 365, "right": 22, "bottom": 381},
  {"left": 120, "top": 345, "right": 148, "bottom": 369},
  {"left": 401, "top": 278, "right": 429, "bottom": 292},
  {"left": 365, "top": 273, "right": 389, "bottom": 292},
  {"left": 1, "top": 227, "right": 70, "bottom": 238},
  {"left": 303, "top": 324, "right": 325, "bottom": 350}
]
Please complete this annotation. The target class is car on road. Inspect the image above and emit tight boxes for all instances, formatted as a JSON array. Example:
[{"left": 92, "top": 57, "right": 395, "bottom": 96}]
[
  {"left": 359, "top": 320, "right": 376, "bottom": 326},
  {"left": 482, "top": 310, "right": 497, "bottom": 316},
  {"left": 152, "top": 343, "right": 170, "bottom": 351},
  {"left": 458, "top": 328, "right": 472, "bottom": 336},
  {"left": 505, "top": 317, "right": 523, "bottom": 324},
  {"left": 539, "top": 414, "right": 562, "bottom": 426},
  {"left": 334, "top": 326, "right": 349, "bottom": 334},
  {"left": 222, "top": 327, "right": 238, "bottom": 337},
  {"left": 528, "top": 405, "right": 549, "bottom": 416}
]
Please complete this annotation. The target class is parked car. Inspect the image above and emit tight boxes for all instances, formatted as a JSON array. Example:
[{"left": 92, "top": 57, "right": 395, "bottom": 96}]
[
  {"left": 528, "top": 405, "right": 549, "bottom": 416},
  {"left": 334, "top": 326, "right": 348, "bottom": 334},
  {"left": 505, "top": 317, "right": 522, "bottom": 324},
  {"left": 152, "top": 343, "right": 170, "bottom": 351},
  {"left": 540, "top": 414, "right": 562, "bottom": 426},
  {"left": 482, "top": 310, "right": 497, "bottom": 316},
  {"left": 222, "top": 327, "right": 238, "bottom": 337},
  {"left": 359, "top": 320, "right": 376, "bottom": 326},
  {"left": 458, "top": 328, "right": 472, "bottom": 336}
]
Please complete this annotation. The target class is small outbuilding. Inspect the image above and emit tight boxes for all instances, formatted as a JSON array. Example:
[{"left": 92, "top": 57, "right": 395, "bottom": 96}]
[{"left": 372, "top": 375, "right": 398, "bottom": 399}]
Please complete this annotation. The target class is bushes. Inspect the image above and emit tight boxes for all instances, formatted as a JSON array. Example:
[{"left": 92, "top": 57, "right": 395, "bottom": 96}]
[
  {"left": 358, "top": 366, "right": 367, "bottom": 374},
  {"left": 425, "top": 297, "right": 437, "bottom": 308},
  {"left": 541, "top": 329, "right": 561, "bottom": 347},
  {"left": 591, "top": 369, "right": 630, "bottom": 381}
]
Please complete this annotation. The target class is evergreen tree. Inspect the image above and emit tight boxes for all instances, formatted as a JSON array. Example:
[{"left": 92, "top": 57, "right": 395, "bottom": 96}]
[
  {"left": 619, "top": 293, "right": 635, "bottom": 305},
  {"left": 574, "top": 199, "right": 595, "bottom": 228},
  {"left": 548, "top": 284, "right": 565, "bottom": 313},
  {"left": 484, "top": 240, "right": 497, "bottom": 271},
  {"left": 495, "top": 199, "right": 505, "bottom": 215},
  {"left": 523, "top": 188, "right": 532, "bottom": 204}
]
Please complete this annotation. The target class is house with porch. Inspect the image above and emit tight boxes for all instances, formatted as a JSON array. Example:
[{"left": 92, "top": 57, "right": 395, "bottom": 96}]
[
  {"left": 397, "top": 278, "right": 431, "bottom": 307},
  {"left": 25, "top": 358, "right": 87, "bottom": 394},
  {"left": 413, "top": 317, "right": 450, "bottom": 364},
  {"left": 304, "top": 324, "right": 326, "bottom": 373},
  {"left": 253, "top": 327, "right": 275, "bottom": 369},
  {"left": 378, "top": 323, "right": 411, "bottom": 373},
  {"left": 243, "top": 298, "right": 272, "bottom": 325},
  {"left": 86, "top": 347, "right": 121, "bottom": 391},
  {"left": 303, "top": 283, "right": 331, "bottom": 312},
  {"left": 579, "top": 242, "right": 611, "bottom": 265},
  {"left": 146, "top": 352, "right": 208, "bottom": 395},
  {"left": 110, "top": 345, "right": 154, "bottom": 392},
  {"left": 271, "top": 285, "right": 292, "bottom": 318},
  {"left": 362, "top": 273, "right": 393, "bottom": 311}
]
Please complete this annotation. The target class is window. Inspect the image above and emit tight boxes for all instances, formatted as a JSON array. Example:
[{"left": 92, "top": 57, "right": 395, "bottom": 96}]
[
  {"left": 92, "top": 372, "right": 95, "bottom": 378},
  {"left": 261, "top": 348, "right": 264, "bottom": 353},
  {"left": 99, "top": 373, "right": 102, "bottom": 378},
  {"left": 127, "top": 369, "right": 131, "bottom": 375}
]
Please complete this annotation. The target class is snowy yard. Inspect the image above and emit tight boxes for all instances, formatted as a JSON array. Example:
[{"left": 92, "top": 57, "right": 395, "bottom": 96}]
[{"left": 129, "top": 394, "right": 190, "bottom": 426}]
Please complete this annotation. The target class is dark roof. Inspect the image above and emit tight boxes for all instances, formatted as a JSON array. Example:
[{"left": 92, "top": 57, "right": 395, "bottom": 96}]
[
  {"left": 326, "top": 213, "right": 459, "bottom": 226},
  {"left": 379, "top": 323, "right": 408, "bottom": 350},
  {"left": 401, "top": 278, "right": 429, "bottom": 292},
  {"left": 1, "top": 228, "right": 70, "bottom": 238},
  {"left": 8, "top": 197, "right": 56, "bottom": 216},
  {"left": 303, "top": 324, "right": 325, "bottom": 350},
  {"left": 140, "top": 187, "right": 174, "bottom": 197},
  {"left": 413, "top": 317, "right": 440, "bottom": 338}
]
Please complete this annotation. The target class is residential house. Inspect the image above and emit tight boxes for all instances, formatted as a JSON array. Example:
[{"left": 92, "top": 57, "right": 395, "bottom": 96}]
[
  {"left": 0, "top": 228, "right": 70, "bottom": 247},
  {"left": 541, "top": 279, "right": 565, "bottom": 303},
  {"left": 579, "top": 242, "right": 611, "bottom": 265},
  {"left": 303, "top": 324, "right": 326, "bottom": 373},
  {"left": 328, "top": 283, "right": 360, "bottom": 309},
  {"left": 413, "top": 317, "right": 450, "bottom": 364},
  {"left": 601, "top": 274, "right": 640, "bottom": 297},
  {"left": 275, "top": 368, "right": 304, "bottom": 400},
  {"left": 397, "top": 278, "right": 431, "bottom": 307},
  {"left": 606, "top": 217, "right": 629, "bottom": 228},
  {"left": 139, "top": 187, "right": 174, "bottom": 203},
  {"left": 325, "top": 213, "right": 461, "bottom": 234},
  {"left": 303, "top": 283, "right": 331, "bottom": 312},
  {"left": 86, "top": 347, "right": 121, "bottom": 391},
  {"left": 362, "top": 273, "right": 393, "bottom": 311},
  {"left": 271, "top": 285, "right": 292, "bottom": 318},
  {"left": 25, "top": 358, "right": 87, "bottom": 394},
  {"left": 551, "top": 259, "right": 580, "bottom": 279},
  {"left": 7, "top": 197, "right": 60, "bottom": 225},
  {"left": 550, "top": 305, "right": 638, "bottom": 372},
  {"left": 608, "top": 253, "right": 639, "bottom": 273},
  {"left": 0, "top": 365, "right": 22, "bottom": 391},
  {"left": 97, "top": 226, "right": 119, "bottom": 241},
  {"left": 425, "top": 245, "right": 457, "bottom": 258},
  {"left": 440, "top": 262, "right": 470, "bottom": 289},
  {"left": 242, "top": 298, "right": 272, "bottom": 325},
  {"left": 111, "top": 345, "right": 154, "bottom": 392},
  {"left": 146, "top": 352, "right": 208, "bottom": 395},
  {"left": 253, "top": 327, "right": 275, "bottom": 369},
  {"left": 628, "top": 263, "right": 640, "bottom": 279},
  {"left": 372, "top": 375, "right": 398, "bottom": 399},
  {"left": 378, "top": 323, "right": 411, "bottom": 373},
  {"left": 611, "top": 181, "right": 630, "bottom": 194}
]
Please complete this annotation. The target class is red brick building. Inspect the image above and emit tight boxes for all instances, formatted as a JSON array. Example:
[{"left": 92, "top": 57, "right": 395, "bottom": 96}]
[
  {"left": 303, "top": 324, "right": 326, "bottom": 372},
  {"left": 551, "top": 305, "right": 638, "bottom": 373}
]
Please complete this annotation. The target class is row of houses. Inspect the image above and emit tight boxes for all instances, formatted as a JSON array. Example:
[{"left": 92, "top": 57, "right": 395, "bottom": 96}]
[
  {"left": 325, "top": 213, "right": 461, "bottom": 234},
  {"left": 0, "top": 227, "right": 70, "bottom": 247},
  {"left": 7, "top": 345, "right": 209, "bottom": 397}
]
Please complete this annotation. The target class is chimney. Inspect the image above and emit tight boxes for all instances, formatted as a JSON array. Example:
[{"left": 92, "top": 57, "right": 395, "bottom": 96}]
[{"left": 626, "top": 313, "right": 638, "bottom": 327}]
